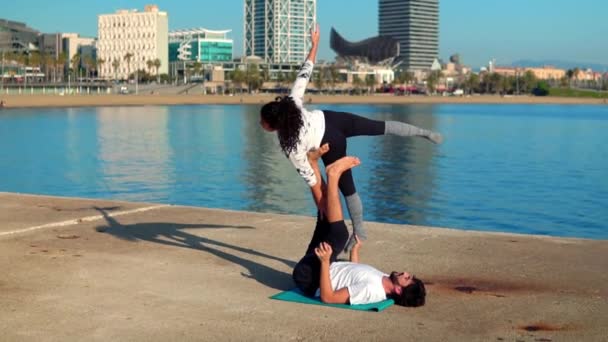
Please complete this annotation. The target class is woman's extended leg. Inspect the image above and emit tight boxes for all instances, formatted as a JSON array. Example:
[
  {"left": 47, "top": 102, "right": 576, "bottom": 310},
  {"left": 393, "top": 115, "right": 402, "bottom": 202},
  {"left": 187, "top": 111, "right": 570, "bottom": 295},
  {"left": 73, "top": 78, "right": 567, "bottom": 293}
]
[{"left": 323, "top": 110, "right": 442, "bottom": 144}]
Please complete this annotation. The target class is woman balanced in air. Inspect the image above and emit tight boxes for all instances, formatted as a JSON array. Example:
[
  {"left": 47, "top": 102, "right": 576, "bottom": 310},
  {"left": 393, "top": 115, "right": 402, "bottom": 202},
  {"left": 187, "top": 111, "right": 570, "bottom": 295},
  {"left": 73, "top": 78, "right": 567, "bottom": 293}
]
[{"left": 260, "top": 24, "right": 442, "bottom": 250}]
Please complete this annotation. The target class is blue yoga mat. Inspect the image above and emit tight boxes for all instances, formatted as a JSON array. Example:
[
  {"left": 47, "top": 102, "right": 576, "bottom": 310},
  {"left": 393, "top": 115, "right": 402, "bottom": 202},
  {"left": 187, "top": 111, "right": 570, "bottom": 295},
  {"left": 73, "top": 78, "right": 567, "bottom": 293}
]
[{"left": 270, "top": 288, "right": 394, "bottom": 312}]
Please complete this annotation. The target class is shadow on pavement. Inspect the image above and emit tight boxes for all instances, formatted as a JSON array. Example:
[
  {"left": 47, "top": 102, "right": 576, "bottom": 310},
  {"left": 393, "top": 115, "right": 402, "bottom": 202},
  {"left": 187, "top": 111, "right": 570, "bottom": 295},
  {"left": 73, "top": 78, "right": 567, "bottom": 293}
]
[{"left": 94, "top": 206, "right": 295, "bottom": 291}]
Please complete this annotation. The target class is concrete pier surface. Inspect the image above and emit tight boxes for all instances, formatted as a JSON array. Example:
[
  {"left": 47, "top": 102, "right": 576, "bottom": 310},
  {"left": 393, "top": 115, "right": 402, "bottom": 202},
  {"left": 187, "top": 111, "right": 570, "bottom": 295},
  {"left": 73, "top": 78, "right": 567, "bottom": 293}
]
[{"left": 1, "top": 192, "right": 606, "bottom": 341}]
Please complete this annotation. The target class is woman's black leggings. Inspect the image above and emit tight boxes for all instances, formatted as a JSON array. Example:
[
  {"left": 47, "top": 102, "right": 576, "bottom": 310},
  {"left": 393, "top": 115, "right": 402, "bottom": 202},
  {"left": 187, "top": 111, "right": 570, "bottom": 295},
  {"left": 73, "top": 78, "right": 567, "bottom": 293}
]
[{"left": 320, "top": 110, "right": 386, "bottom": 196}]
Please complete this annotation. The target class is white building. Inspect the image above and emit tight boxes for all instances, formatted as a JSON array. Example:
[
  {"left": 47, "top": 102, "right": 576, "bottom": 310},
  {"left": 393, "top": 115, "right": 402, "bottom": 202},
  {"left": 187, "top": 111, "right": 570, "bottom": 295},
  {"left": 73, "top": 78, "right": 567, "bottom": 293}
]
[{"left": 97, "top": 4, "right": 168, "bottom": 80}]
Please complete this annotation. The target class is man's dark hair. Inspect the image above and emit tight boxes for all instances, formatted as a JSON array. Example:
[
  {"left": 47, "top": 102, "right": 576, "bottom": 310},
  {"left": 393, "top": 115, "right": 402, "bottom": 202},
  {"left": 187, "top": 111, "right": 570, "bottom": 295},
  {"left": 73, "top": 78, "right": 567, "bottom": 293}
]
[
  {"left": 260, "top": 96, "right": 303, "bottom": 155},
  {"left": 390, "top": 277, "right": 426, "bottom": 307}
]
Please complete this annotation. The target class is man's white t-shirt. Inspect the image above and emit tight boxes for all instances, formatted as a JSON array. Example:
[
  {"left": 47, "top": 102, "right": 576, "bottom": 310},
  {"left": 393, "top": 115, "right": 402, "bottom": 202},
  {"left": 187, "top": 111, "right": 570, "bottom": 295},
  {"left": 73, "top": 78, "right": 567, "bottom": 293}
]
[{"left": 316, "top": 262, "right": 388, "bottom": 305}]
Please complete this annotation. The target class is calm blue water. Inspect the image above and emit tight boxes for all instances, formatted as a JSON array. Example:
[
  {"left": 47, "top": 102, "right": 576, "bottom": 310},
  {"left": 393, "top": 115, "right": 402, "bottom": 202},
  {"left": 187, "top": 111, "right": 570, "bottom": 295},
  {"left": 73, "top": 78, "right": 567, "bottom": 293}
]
[{"left": 1, "top": 104, "right": 607, "bottom": 239}]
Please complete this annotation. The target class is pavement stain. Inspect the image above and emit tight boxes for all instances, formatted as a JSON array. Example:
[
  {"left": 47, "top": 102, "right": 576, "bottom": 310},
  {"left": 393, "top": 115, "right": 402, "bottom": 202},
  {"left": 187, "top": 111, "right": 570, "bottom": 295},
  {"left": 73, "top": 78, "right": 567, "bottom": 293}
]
[
  {"left": 426, "top": 276, "right": 552, "bottom": 297},
  {"left": 519, "top": 322, "right": 569, "bottom": 332},
  {"left": 57, "top": 234, "right": 80, "bottom": 239}
]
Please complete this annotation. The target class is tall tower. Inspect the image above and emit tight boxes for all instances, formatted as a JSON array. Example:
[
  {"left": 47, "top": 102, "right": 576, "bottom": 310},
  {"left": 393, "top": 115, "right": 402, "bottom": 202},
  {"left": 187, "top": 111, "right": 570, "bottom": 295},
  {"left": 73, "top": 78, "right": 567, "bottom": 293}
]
[
  {"left": 379, "top": 0, "right": 439, "bottom": 71},
  {"left": 244, "top": 0, "right": 316, "bottom": 64}
]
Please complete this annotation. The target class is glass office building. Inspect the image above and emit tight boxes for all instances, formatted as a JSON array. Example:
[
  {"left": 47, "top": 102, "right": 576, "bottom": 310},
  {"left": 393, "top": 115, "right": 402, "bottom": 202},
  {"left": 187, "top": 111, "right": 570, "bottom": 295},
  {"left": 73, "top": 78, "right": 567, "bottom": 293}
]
[{"left": 169, "top": 29, "right": 233, "bottom": 63}]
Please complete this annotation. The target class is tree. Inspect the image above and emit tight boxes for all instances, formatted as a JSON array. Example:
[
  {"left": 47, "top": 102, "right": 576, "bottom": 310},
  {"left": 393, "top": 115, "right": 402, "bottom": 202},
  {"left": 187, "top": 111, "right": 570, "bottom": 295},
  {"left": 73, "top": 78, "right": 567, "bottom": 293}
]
[
  {"left": 82, "top": 56, "right": 94, "bottom": 79},
  {"left": 489, "top": 73, "right": 502, "bottom": 94},
  {"left": 329, "top": 65, "right": 340, "bottom": 93},
  {"left": 522, "top": 70, "right": 537, "bottom": 93},
  {"left": 123, "top": 52, "right": 133, "bottom": 81},
  {"left": 27, "top": 52, "right": 41, "bottom": 84},
  {"left": 566, "top": 69, "right": 574, "bottom": 88},
  {"left": 572, "top": 67, "right": 580, "bottom": 88},
  {"left": 111, "top": 59, "right": 120, "bottom": 82},
  {"left": 245, "top": 63, "right": 262, "bottom": 92},
  {"left": 352, "top": 74, "right": 364, "bottom": 95},
  {"left": 96, "top": 58, "right": 105, "bottom": 79},
  {"left": 276, "top": 71, "right": 286, "bottom": 92},
  {"left": 146, "top": 60, "right": 154, "bottom": 76},
  {"left": 41, "top": 53, "right": 53, "bottom": 83},
  {"left": 230, "top": 68, "right": 245, "bottom": 93},
  {"left": 70, "top": 52, "right": 81, "bottom": 82},
  {"left": 426, "top": 70, "right": 442, "bottom": 94},
  {"left": 259, "top": 64, "right": 270, "bottom": 84},
  {"left": 365, "top": 74, "right": 376, "bottom": 94},
  {"left": 397, "top": 70, "right": 414, "bottom": 85},
  {"left": 56, "top": 52, "right": 67, "bottom": 83},
  {"left": 532, "top": 81, "right": 550, "bottom": 96},
  {"left": 314, "top": 66, "right": 325, "bottom": 93},
  {"left": 464, "top": 73, "right": 480, "bottom": 94},
  {"left": 153, "top": 58, "right": 161, "bottom": 83}
]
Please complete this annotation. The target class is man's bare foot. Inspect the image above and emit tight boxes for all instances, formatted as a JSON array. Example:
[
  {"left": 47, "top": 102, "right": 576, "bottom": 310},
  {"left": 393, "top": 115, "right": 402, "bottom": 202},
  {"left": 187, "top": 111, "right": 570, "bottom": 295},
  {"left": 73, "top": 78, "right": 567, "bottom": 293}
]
[
  {"left": 326, "top": 156, "right": 361, "bottom": 177},
  {"left": 307, "top": 143, "right": 330, "bottom": 162}
]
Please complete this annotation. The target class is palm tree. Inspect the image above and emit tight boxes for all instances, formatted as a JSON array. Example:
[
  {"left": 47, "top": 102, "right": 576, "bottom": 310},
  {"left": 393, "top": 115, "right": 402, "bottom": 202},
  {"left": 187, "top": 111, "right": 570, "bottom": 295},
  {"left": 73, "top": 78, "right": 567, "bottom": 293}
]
[
  {"left": 231, "top": 68, "right": 245, "bottom": 93},
  {"left": 82, "top": 56, "right": 94, "bottom": 80},
  {"left": 365, "top": 74, "right": 376, "bottom": 94},
  {"left": 153, "top": 58, "right": 161, "bottom": 83},
  {"left": 426, "top": 70, "right": 442, "bottom": 94},
  {"left": 123, "top": 52, "right": 133, "bottom": 81},
  {"left": 464, "top": 73, "right": 480, "bottom": 94},
  {"left": 112, "top": 59, "right": 120, "bottom": 82},
  {"left": 522, "top": 71, "right": 537, "bottom": 94},
  {"left": 314, "top": 66, "right": 325, "bottom": 93},
  {"left": 275, "top": 71, "right": 285, "bottom": 92},
  {"left": 146, "top": 60, "right": 154, "bottom": 77},
  {"left": 27, "top": 52, "right": 42, "bottom": 85},
  {"left": 70, "top": 52, "right": 81, "bottom": 83},
  {"left": 489, "top": 73, "right": 502, "bottom": 94},
  {"left": 397, "top": 70, "right": 414, "bottom": 86},
  {"left": 572, "top": 67, "right": 580, "bottom": 88},
  {"left": 57, "top": 52, "right": 67, "bottom": 83},
  {"left": 260, "top": 64, "right": 270, "bottom": 88},
  {"left": 41, "top": 53, "right": 53, "bottom": 83},
  {"left": 96, "top": 58, "right": 105, "bottom": 80},
  {"left": 329, "top": 65, "right": 340, "bottom": 94},
  {"left": 352, "top": 75, "right": 364, "bottom": 95},
  {"left": 245, "top": 63, "right": 261, "bottom": 93}
]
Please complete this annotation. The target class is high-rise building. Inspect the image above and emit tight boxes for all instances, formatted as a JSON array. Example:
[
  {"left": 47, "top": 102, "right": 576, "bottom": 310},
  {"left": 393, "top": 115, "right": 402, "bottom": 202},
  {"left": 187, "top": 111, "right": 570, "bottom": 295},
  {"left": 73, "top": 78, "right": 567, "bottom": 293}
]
[
  {"left": 244, "top": 0, "right": 316, "bottom": 64},
  {"left": 379, "top": 0, "right": 439, "bottom": 71},
  {"left": 97, "top": 4, "right": 168, "bottom": 79}
]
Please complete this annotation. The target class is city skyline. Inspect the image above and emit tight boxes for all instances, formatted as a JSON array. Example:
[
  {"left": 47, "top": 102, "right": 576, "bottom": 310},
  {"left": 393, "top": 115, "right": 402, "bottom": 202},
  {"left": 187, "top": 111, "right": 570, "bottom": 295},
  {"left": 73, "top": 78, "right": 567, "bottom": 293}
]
[{"left": 2, "top": 0, "right": 607, "bottom": 68}]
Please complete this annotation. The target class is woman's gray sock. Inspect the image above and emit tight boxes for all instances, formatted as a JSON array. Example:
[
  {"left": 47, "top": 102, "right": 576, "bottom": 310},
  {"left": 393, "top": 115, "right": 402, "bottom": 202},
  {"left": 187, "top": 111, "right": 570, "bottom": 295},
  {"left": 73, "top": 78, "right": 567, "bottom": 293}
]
[
  {"left": 385, "top": 121, "right": 443, "bottom": 144},
  {"left": 344, "top": 193, "right": 365, "bottom": 253}
]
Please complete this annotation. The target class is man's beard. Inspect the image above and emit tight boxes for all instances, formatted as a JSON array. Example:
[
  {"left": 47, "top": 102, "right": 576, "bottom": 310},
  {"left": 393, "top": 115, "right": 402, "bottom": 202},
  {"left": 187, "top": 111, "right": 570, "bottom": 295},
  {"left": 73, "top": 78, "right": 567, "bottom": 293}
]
[{"left": 389, "top": 271, "right": 403, "bottom": 284}]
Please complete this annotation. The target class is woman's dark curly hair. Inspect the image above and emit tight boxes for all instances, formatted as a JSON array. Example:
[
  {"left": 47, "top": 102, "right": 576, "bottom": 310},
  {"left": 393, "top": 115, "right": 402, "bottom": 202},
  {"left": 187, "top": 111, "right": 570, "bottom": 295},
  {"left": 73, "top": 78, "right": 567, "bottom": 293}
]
[{"left": 260, "top": 96, "right": 303, "bottom": 155}]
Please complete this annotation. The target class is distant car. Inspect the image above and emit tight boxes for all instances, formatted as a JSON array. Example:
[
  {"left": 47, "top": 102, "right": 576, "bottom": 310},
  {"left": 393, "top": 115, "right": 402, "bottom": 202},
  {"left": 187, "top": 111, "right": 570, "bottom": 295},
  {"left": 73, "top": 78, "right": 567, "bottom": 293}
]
[
  {"left": 119, "top": 86, "right": 129, "bottom": 94},
  {"left": 452, "top": 89, "right": 464, "bottom": 96}
]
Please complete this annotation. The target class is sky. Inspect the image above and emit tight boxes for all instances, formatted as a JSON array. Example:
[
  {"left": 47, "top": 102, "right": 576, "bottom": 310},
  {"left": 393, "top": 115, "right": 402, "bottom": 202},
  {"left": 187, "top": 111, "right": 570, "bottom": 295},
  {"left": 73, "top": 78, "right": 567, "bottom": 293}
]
[{"left": 2, "top": 0, "right": 607, "bottom": 68}]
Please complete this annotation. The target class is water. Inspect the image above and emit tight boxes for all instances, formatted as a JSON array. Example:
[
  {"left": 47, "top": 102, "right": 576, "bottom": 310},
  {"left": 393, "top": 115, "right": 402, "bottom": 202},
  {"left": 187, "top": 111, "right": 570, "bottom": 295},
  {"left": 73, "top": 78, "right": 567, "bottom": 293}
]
[{"left": 1, "top": 104, "right": 607, "bottom": 239}]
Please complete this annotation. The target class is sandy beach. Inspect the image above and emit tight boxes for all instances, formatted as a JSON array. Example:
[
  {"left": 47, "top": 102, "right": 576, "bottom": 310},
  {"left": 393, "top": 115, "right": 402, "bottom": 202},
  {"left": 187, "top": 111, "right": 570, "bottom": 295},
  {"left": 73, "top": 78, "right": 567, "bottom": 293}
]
[{"left": 0, "top": 93, "right": 606, "bottom": 108}]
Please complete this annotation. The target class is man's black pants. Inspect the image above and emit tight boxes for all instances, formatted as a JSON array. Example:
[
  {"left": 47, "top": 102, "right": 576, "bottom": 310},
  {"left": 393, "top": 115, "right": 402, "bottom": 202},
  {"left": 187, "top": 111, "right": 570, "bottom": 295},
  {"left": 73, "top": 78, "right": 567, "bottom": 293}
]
[{"left": 292, "top": 215, "right": 349, "bottom": 296}]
